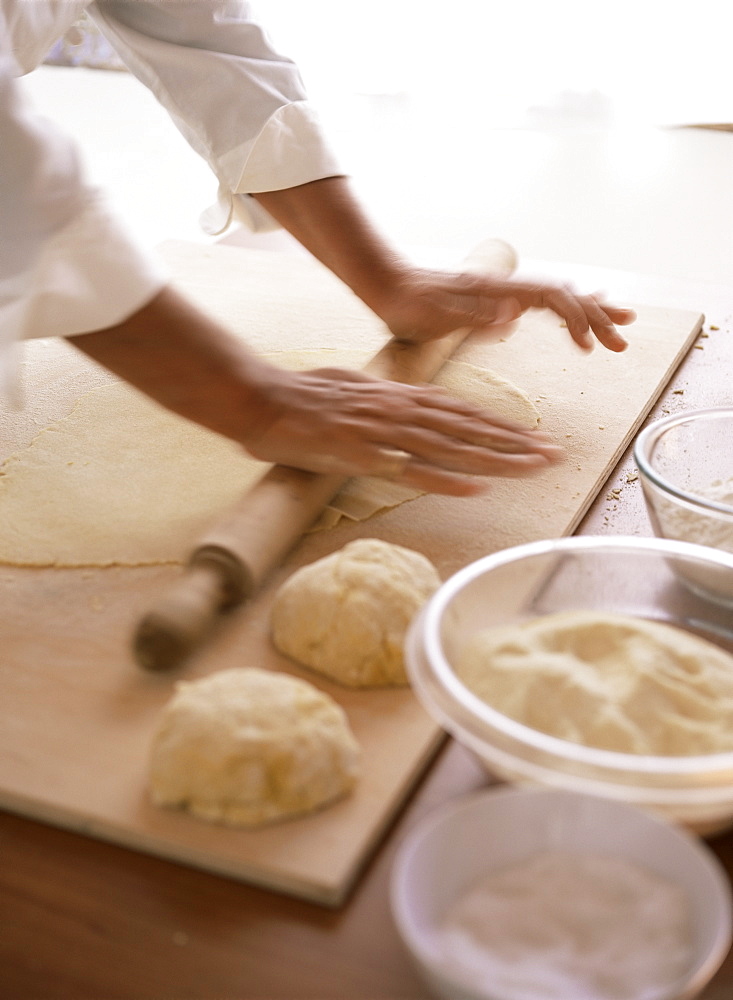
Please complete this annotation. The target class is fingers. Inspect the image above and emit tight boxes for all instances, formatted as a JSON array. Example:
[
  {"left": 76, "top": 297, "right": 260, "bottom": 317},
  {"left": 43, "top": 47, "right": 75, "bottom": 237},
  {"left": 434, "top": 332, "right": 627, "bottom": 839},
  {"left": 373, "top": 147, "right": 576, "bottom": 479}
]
[
  {"left": 245, "top": 366, "right": 566, "bottom": 495},
  {"left": 567, "top": 295, "right": 636, "bottom": 353},
  {"left": 385, "top": 425, "right": 565, "bottom": 480},
  {"left": 571, "top": 298, "right": 636, "bottom": 353},
  {"left": 317, "top": 434, "right": 563, "bottom": 495},
  {"left": 380, "top": 266, "right": 635, "bottom": 353},
  {"left": 368, "top": 429, "right": 564, "bottom": 497},
  {"left": 348, "top": 393, "right": 566, "bottom": 483},
  {"left": 603, "top": 305, "right": 637, "bottom": 326},
  {"left": 439, "top": 274, "right": 523, "bottom": 331},
  {"left": 371, "top": 448, "right": 411, "bottom": 478},
  {"left": 449, "top": 275, "right": 636, "bottom": 353},
  {"left": 517, "top": 285, "right": 627, "bottom": 353}
]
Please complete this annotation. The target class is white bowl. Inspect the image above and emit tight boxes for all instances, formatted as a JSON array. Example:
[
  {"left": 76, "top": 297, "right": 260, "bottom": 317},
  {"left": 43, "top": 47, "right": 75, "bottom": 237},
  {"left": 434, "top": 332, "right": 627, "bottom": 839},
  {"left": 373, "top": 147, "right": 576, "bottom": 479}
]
[
  {"left": 391, "top": 787, "right": 732, "bottom": 1000},
  {"left": 635, "top": 408, "right": 733, "bottom": 605},
  {"left": 405, "top": 536, "right": 733, "bottom": 834}
]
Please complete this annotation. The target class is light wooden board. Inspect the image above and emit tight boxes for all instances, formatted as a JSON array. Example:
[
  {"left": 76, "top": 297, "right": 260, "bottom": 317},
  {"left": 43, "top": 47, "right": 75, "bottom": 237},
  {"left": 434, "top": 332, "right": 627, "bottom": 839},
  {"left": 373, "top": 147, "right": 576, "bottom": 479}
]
[{"left": 0, "top": 242, "right": 703, "bottom": 906}]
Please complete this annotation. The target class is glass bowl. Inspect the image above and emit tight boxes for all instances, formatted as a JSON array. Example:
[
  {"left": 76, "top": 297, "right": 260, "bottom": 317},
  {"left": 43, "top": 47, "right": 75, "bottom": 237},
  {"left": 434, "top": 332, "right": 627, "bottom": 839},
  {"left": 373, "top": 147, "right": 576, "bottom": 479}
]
[
  {"left": 405, "top": 536, "right": 733, "bottom": 835},
  {"left": 391, "top": 787, "right": 732, "bottom": 1000},
  {"left": 634, "top": 408, "right": 733, "bottom": 605}
]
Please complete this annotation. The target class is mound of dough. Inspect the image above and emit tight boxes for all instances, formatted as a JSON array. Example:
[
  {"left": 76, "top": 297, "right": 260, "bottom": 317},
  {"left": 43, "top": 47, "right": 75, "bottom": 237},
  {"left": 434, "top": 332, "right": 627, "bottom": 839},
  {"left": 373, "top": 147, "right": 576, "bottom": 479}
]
[
  {"left": 271, "top": 538, "right": 441, "bottom": 688},
  {"left": 149, "top": 667, "right": 360, "bottom": 826},
  {"left": 456, "top": 611, "right": 733, "bottom": 756}
]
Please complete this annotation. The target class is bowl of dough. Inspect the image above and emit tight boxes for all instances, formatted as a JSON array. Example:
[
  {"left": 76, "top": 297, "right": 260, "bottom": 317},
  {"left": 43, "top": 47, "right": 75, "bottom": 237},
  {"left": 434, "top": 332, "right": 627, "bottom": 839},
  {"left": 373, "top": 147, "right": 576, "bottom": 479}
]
[
  {"left": 405, "top": 535, "right": 733, "bottom": 835},
  {"left": 391, "top": 786, "right": 732, "bottom": 1000},
  {"left": 634, "top": 407, "right": 733, "bottom": 606}
]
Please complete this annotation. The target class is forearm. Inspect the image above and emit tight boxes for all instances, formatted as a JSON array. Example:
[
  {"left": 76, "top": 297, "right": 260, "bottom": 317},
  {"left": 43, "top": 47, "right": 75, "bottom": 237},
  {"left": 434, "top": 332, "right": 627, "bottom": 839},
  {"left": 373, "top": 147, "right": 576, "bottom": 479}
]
[
  {"left": 69, "top": 286, "right": 274, "bottom": 444},
  {"left": 253, "top": 177, "right": 408, "bottom": 316}
]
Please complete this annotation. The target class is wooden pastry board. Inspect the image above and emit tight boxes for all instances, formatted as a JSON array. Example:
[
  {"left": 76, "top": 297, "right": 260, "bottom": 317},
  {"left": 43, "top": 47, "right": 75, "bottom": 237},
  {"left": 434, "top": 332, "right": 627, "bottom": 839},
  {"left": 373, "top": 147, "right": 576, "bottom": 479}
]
[{"left": 0, "top": 242, "right": 703, "bottom": 906}]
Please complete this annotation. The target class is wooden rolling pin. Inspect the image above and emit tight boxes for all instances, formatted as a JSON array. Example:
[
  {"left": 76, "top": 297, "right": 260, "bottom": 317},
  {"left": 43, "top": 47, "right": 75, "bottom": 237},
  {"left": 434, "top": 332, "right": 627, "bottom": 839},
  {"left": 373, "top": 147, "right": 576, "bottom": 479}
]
[{"left": 133, "top": 239, "right": 518, "bottom": 670}]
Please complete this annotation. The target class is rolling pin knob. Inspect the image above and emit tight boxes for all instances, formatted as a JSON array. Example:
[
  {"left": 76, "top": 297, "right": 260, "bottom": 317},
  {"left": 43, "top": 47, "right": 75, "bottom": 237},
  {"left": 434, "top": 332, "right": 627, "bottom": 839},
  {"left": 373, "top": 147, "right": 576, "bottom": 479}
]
[{"left": 134, "top": 547, "right": 251, "bottom": 671}]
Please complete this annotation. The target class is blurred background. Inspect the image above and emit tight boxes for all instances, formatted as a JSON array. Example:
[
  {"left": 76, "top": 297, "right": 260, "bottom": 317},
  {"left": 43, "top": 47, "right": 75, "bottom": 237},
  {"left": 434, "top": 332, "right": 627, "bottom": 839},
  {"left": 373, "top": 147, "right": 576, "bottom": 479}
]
[
  {"left": 27, "top": 0, "right": 733, "bottom": 291},
  {"left": 260, "top": 0, "right": 731, "bottom": 129}
]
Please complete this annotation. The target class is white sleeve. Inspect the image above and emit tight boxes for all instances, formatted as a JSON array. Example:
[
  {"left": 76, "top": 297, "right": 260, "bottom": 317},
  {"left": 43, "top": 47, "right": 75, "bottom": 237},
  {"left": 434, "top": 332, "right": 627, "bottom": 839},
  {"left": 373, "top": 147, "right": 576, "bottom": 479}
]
[
  {"left": 90, "top": 0, "right": 345, "bottom": 234},
  {"left": 0, "top": 44, "right": 167, "bottom": 395}
]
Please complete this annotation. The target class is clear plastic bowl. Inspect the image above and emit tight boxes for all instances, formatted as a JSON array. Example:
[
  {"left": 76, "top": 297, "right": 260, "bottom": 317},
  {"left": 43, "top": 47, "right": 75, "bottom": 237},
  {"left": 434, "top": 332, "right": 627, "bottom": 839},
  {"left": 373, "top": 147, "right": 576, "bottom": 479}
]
[
  {"left": 391, "top": 786, "right": 732, "bottom": 1000},
  {"left": 405, "top": 536, "right": 733, "bottom": 835},
  {"left": 634, "top": 408, "right": 733, "bottom": 606}
]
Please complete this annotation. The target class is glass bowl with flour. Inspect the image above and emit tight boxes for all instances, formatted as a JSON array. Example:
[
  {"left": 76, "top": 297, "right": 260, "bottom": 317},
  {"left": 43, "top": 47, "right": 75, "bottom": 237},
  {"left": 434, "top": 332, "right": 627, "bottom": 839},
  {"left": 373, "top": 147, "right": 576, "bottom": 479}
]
[
  {"left": 391, "top": 787, "right": 731, "bottom": 1000},
  {"left": 635, "top": 408, "right": 733, "bottom": 606},
  {"left": 405, "top": 536, "right": 733, "bottom": 835}
]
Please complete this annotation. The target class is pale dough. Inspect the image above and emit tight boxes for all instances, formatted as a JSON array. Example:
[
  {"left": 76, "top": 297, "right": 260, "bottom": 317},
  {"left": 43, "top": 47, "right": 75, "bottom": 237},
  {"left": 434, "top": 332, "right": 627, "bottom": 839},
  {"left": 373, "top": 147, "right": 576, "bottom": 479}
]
[
  {"left": 149, "top": 667, "right": 360, "bottom": 827},
  {"left": 455, "top": 610, "right": 733, "bottom": 756},
  {"left": 271, "top": 538, "right": 442, "bottom": 688},
  {"left": 0, "top": 350, "right": 539, "bottom": 567}
]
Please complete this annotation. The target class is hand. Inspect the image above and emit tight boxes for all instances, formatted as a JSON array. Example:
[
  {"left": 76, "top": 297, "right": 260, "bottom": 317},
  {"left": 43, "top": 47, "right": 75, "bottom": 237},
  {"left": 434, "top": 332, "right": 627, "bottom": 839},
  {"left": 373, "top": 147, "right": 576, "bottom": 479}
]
[
  {"left": 71, "top": 288, "right": 564, "bottom": 498},
  {"left": 242, "top": 364, "right": 565, "bottom": 497},
  {"left": 252, "top": 179, "right": 635, "bottom": 353},
  {"left": 375, "top": 267, "right": 637, "bottom": 353}
]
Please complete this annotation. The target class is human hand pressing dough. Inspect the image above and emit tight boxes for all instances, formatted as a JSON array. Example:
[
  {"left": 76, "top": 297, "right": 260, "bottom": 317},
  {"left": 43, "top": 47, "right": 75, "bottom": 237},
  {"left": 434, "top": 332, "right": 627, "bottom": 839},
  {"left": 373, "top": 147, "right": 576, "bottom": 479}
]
[{"left": 242, "top": 362, "right": 563, "bottom": 496}]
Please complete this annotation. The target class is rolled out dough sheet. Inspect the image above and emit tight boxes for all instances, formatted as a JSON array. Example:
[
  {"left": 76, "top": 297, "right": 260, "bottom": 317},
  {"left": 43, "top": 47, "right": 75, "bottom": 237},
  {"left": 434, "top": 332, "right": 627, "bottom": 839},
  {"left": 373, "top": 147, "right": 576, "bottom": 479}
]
[{"left": 0, "top": 349, "right": 537, "bottom": 567}]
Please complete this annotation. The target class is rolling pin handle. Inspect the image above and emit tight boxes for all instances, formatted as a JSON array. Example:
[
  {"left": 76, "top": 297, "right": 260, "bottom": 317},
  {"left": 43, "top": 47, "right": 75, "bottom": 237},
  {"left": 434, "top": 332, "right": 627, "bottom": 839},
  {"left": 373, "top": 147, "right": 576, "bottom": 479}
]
[{"left": 133, "top": 547, "right": 251, "bottom": 672}]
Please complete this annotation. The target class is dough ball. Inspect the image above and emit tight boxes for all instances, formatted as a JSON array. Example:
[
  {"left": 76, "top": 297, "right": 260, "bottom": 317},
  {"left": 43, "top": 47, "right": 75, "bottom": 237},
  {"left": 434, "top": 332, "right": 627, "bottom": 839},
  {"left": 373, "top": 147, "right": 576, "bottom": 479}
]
[
  {"left": 271, "top": 538, "right": 442, "bottom": 688},
  {"left": 149, "top": 667, "right": 360, "bottom": 826},
  {"left": 455, "top": 611, "right": 733, "bottom": 756}
]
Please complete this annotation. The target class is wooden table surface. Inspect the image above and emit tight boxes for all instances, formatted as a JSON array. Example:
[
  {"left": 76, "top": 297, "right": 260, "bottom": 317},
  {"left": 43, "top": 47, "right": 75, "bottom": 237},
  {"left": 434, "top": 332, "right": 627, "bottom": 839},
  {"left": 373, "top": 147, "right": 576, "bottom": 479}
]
[{"left": 2, "top": 264, "right": 732, "bottom": 1000}]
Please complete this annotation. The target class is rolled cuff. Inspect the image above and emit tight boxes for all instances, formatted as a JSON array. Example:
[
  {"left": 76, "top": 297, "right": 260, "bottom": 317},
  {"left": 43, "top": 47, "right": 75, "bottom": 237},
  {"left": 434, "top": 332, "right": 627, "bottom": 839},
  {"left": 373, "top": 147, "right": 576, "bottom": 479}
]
[{"left": 199, "top": 101, "right": 346, "bottom": 236}]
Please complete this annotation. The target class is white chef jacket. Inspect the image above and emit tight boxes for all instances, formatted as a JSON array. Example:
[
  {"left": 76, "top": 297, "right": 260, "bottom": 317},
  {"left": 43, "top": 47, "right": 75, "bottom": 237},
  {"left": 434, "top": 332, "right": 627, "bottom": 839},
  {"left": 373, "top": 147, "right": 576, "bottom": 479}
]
[{"left": 0, "top": 0, "right": 343, "bottom": 393}]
